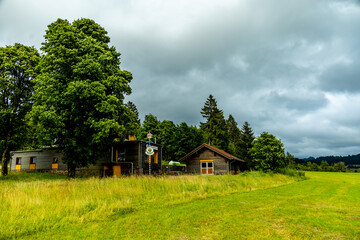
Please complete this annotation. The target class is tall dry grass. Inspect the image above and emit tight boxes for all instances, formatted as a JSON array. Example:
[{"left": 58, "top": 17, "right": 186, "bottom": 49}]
[{"left": 0, "top": 172, "right": 298, "bottom": 238}]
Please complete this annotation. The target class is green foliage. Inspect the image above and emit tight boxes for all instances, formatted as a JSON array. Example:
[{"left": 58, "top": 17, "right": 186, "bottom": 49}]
[
  {"left": 286, "top": 152, "right": 295, "bottom": 169},
  {"left": 333, "top": 161, "right": 346, "bottom": 172},
  {"left": 200, "top": 94, "right": 228, "bottom": 150},
  {"left": 226, "top": 114, "right": 242, "bottom": 157},
  {"left": 157, "top": 120, "right": 177, "bottom": 161},
  {"left": 239, "top": 121, "right": 255, "bottom": 168},
  {"left": 173, "top": 122, "right": 203, "bottom": 160},
  {"left": 249, "top": 132, "right": 286, "bottom": 171},
  {"left": 0, "top": 43, "right": 40, "bottom": 175},
  {"left": 137, "top": 113, "right": 161, "bottom": 140},
  {"left": 30, "top": 18, "right": 133, "bottom": 177}
]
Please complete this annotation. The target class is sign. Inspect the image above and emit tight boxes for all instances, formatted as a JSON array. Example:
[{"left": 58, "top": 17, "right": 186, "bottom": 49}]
[
  {"left": 145, "top": 146, "right": 154, "bottom": 156},
  {"left": 147, "top": 133, "right": 152, "bottom": 139}
]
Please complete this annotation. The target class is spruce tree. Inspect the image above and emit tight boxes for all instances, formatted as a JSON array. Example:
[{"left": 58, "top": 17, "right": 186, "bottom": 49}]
[
  {"left": 239, "top": 121, "right": 255, "bottom": 168},
  {"left": 226, "top": 114, "right": 242, "bottom": 157},
  {"left": 200, "top": 94, "right": 228, "bottom": 150}
]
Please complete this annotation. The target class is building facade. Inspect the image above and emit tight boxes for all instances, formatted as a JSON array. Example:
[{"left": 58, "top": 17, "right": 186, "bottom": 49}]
[
  {"left": 10, "top": 139, "right": 162, "bottom": 177},
  {"left": 179, "top": 143, "right": 244, "bottom": 175}
]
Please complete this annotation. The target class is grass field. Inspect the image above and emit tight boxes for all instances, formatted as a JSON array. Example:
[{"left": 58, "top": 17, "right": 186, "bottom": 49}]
[{"left": 0, "top": 171, "right": 359, "bottom": 239}]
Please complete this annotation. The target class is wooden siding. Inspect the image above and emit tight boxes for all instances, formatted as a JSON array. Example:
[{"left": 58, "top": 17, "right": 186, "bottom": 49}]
[
  {"left": 186, "top": 148, "right": 229, "bottom": 174},
  {"left": 10, "top": 150, "right": 66, "bottom": 171}
]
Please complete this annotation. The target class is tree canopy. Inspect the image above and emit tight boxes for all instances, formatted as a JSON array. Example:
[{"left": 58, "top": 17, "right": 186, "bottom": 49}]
[
  {"left": 30, "top": 18, "right": 133, "bottom": 177},
  {"left": 0, "top": 43, "right": 40, "bottom": 175},
  {"left": 249, "top": 132, "right": 286, "bottom": 171}
]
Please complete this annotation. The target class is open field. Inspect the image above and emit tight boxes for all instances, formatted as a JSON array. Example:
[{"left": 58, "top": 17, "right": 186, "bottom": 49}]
[{"left": 0, "top": 172, "right": 359, "bottom": 239}]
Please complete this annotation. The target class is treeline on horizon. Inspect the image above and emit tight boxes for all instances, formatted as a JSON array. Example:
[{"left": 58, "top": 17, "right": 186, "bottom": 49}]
[{"left": 295, "top": 154, "right": 360, "bottom": 166}]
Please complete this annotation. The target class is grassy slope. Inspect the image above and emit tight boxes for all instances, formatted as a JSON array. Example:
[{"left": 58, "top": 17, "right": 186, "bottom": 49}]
[{"left": 1, "top": 172, "right": 359, "bottom": 239}]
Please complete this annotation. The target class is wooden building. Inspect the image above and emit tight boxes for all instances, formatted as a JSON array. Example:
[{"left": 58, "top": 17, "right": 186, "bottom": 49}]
[
  {"left": 179, "top": 143, "right": 244, "bottom": 175},
  {"left": 10, "top": 139, "right": 162, "bottom": 177}
]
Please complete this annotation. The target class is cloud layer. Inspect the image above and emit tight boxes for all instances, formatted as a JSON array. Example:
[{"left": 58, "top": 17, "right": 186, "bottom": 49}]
[{"left": 1, "top": 0, "right": 360, "bottom": 158}]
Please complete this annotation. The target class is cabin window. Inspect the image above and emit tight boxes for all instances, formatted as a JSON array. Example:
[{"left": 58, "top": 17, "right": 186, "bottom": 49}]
[
  {"left": 52, "top": 157, "right": 59, "bottom": 169},
  {"left": 15, "top": 157, "right": 22, "bottom": 170},
  {"left": 200, "top": 160, "right": 214, "bottom": 175},
  {"left": 30, "top": 157, "right": 36, "bottom": 164},
  {"left": 30, "top": 157, "right": 36, "bottom": 170}
]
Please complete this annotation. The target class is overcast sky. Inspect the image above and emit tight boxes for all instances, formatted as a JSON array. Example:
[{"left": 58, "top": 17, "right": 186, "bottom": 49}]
[{"left": 1, "top": 0, "right": 360, "bottom": 158}]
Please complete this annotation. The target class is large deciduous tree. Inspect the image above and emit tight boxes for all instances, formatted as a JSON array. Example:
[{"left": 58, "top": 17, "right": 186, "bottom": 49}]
[
  {"left": 200, "top": 94, "right": 228, "bottom": 151},
  {"left": 30, "top": 18, "right": 133, "bottom": 177},
  {"left": 0, "top": 43, "right": 40, "bottom": 175},
  {"left": 249, "top": 132, "right": 286, "bottom": 172}
]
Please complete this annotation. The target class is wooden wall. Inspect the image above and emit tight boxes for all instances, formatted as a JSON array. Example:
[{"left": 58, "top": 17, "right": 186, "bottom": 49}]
[
  {"left": 10, "top": 150, "right": 66, "bottom": 171},
  {"left": 186, "top": 148, "right": 229, "bottom": 175}
]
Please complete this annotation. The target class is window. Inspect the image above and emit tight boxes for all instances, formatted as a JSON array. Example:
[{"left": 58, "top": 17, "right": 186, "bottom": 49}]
[
  {"left": 200, "top": 160, "right": 214, "bottom": 175},
  {"left": 52, "top": 157, "right": 59, "bottom": 169},
  {"left": 30, "top": 157, "right": 36, "bottom": 170},
  {"left": 30, "top": 157, "right": 36, "bottom": 164},
  {"left": 15, "top": 157, "right": 21, "bottom": 170}
]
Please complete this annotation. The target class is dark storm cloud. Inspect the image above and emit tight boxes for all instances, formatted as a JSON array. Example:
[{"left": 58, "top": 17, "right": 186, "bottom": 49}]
[{"left": 1, "top": 0, "right": 360, "bottom": 158}]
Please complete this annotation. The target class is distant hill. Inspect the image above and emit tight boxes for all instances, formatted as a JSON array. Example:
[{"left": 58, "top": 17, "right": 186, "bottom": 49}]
[{"left": 297, "top": 154, "right": 360, "bottom": 165}]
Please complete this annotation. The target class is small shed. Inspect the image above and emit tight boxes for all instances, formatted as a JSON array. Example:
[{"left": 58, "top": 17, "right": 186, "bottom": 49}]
[{"left": 179, "top": 143, "right": 244, "bottom": 175}]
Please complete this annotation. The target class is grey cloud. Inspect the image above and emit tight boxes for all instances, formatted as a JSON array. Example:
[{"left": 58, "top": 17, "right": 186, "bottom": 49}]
[{"left": 1, "top": 0, "right": 360, "bottom": 158}]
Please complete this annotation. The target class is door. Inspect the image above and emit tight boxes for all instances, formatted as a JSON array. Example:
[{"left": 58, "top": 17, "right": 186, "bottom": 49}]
[
  {"left": 113, "top": 165, "right": 121, "bottom": 177},
  {"left": 200, "top": 161, "right": 214, "bottom": 175}
]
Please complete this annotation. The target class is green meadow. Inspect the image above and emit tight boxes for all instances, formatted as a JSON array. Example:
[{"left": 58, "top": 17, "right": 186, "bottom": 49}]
[{"left": 0, "top": 172, "right": 359, "bottom": 239}]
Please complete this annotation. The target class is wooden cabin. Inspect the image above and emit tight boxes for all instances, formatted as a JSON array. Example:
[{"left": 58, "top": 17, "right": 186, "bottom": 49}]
[
  {"left": 179, "top": 143, "right": 244, "bottom": 175},
  {"left": 104, "top": 140, "right": 162, "bottom": 177},
  {"left": 9, "top": 139, "right": 162, "bottom": 177}
]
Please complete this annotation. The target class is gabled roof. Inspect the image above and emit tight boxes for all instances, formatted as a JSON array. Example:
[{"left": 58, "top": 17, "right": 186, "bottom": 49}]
[{"left": 178, "top": 143, "right": 244, "bottom": 162}]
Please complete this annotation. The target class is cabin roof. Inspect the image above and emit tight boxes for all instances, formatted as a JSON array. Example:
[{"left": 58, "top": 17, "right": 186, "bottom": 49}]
[{"left": 178, "top": 143, "right": 244, "bottom": 162}]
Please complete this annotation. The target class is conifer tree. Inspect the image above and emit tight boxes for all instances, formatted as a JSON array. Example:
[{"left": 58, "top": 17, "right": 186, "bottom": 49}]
[
  {"left": 200, "top": 94, "right": 228, "bottom": 150},
  {"left": 226, "top": 114, "right": 242, "bottom": 157},
  {"left": 239, "top": 121, "right": 255, "bottom": 168}
]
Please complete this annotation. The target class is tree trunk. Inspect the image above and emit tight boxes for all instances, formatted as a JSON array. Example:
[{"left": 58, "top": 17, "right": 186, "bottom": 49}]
[
  {"left": 67, "top": 162, "right": 76, "bottom": 178},
  {"left": 1, "top": 134, "right": 10, "bottom": 176}
]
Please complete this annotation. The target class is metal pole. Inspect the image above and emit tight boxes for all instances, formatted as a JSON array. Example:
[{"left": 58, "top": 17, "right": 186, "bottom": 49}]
[{"left": 149, "top": 155, "right": 151, "bottom": 176}]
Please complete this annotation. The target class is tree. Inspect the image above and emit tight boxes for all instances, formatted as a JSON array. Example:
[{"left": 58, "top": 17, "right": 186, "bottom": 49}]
[
  {"left": 226, "top": 114, "right": 241, "bottom": 157},
  {"left": 125, "top": 101, "right": 140, "bottom": 136},
  {"left": 0, "top": 43, "right": 40, "bottom": 175},
  {"left": 30, "top": 18, "right": 133, "bottom": 178},
  {"left": 174, "top": 122, "right": 203, "bottom": 160},
  {"left": 138, "top": 113, "right": 161, "bottom": 141},
  {"left": 157, "top": 120, "right": 177, "bottom": 161},
  {"left": 319, "top": 160, "right": 330, "bottom": 171},
  {"left": 239, "top": 121, "right": 255, "bottom": 169},
  {"left": 334, "top": 162, "right": 346, "bottom": 172},
  {"left": 126, "top": 101, "right": 140, "bottom": 125},
  {"left": 200, "top": 94, "right": 228, "bottom": 150},
  {"left": 286, "top": 152, "right": 295, "bottom": 169},
  {"left": 249, "top": 132, "right": 286, "bottom": 171}
]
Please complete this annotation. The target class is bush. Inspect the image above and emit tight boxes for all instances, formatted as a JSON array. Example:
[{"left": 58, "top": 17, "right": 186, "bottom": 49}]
[{"left": 276, "top": 168, "right": 306, "bottom": 178}]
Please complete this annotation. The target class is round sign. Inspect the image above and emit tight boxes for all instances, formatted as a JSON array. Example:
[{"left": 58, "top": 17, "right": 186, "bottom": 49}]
[
  {"left": 147, "top": 133, "right": 152, "bottom": 139},
  {"left": 145, "top": 146, "right": 154, "bottom": 156}
]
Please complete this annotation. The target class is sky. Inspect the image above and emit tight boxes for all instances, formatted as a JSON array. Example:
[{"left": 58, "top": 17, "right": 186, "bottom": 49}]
[{"left": 1, "top": 0, "right": 360, "bottom": 158}]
